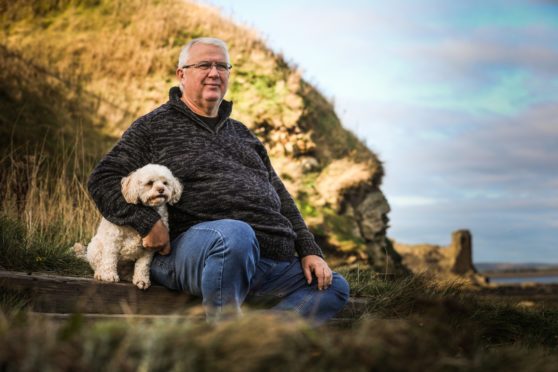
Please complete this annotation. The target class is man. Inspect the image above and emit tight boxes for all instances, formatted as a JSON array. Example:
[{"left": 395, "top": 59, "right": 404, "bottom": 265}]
[{"left": 88, "top": 37, "right": 349, "bottom": 324}]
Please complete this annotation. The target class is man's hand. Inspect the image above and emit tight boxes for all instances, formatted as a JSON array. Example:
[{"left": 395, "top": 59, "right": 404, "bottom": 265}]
[
  {"left": 301, "top": 255, "right": 333, "bottom": 290},
  {"left": 142, "top": 219, "right": 171, "bottom": 255}
]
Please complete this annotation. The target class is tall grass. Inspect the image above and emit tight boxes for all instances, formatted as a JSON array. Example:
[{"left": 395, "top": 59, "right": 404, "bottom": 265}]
[
  {"left": 0, "top": 135, "right": 97, "bottom": 275},
  {"left": 1, "top": 261, "right": 557, "bottom": 370},
  {"left": 338, "top": 266, "right": 558, "bottom": 349},
  {"left": 1, "top": 286, "right": 557, "bottom": 371}
]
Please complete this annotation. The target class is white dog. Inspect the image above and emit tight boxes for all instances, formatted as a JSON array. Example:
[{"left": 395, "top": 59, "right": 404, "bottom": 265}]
[{"left": 79, "top": 164, "right": 182, "bottom": 289}]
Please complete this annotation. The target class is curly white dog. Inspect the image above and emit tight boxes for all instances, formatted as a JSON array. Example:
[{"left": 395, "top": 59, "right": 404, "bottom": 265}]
[{"left": 79, "top": 164, "right": 182, "bottom": 289}]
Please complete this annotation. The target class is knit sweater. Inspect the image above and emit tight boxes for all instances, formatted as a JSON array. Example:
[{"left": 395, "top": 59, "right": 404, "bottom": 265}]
[{"left": 87, "top": 87, "right": 323, "bottom": 260}]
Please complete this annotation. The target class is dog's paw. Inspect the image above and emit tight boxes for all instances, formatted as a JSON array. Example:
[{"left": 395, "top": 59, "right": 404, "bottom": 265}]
[
  {"left": 133, "top": 278, "right": 151, "bottom": 290},
  {"left": 94, "top": 271, "right": 120, "bottom": 283},
  {"left": 72, "top": 242, "right": 86, "bottom": 258}
]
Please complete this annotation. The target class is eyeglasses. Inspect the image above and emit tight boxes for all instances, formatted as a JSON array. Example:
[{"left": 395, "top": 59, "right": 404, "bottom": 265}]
[{"left": 182, "top": 61, "right": 232, "bottom": 72}]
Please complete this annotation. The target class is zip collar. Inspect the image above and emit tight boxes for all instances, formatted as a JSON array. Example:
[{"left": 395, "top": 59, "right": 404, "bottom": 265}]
[{"left": 168, "top": 86, "right": 232, "bottom": 133}]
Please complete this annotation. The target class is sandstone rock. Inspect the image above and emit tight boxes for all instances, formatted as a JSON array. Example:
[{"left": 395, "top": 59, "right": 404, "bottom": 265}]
[
  {"left": 451, "top": 230, "right": 475, "bottom": 275},
  {"left": 315, "top": 159, "right": 373, "bottom": 207},
  {"left": 393, "top": 230, "right": 477, "bottom": 276},
  {"left": 356, "top": 191, "right": 390, "bottom": 241}
]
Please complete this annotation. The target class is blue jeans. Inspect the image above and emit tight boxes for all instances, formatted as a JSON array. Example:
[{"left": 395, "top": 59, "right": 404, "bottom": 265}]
[{"left": 150, "top": 219, "right": 350, "bottom": 325}]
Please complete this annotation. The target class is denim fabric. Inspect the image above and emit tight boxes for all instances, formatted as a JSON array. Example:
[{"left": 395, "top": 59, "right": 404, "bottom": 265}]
[{"left": 150, "top": 219, "right": 350, "bottom": 324}]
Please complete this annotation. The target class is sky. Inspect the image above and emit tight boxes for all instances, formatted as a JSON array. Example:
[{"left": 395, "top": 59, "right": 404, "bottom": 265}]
[{"left": 202, "top": 0, "right": 558, "bottom": 263}]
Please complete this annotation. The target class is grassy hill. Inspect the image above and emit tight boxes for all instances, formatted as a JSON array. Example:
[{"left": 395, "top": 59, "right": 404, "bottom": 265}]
[
  {"left": 0, "top": 0, "right": 392, "bottom": 274},
  {"left": 1, "top": 0, "right": 376, "bottom": 162}
]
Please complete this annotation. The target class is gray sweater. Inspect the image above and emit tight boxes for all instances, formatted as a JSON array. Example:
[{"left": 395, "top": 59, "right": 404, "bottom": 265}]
[{"left": 87, "top": 87, "right": 323, "bottom": 260}]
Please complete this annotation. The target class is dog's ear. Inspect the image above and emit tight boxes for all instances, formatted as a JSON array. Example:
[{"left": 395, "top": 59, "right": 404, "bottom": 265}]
[
  {"left": 169, "top": 175, "right": 183, "bottom": 205},
  {"left": 121, "top": 171, "right": 141, "bottom": 204}
]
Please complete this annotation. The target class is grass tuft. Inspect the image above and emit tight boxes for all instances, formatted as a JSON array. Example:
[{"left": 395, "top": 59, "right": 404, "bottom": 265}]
[
  {"left": 0, "top": 142, "right": 97, "bottom": 276},
  {"left": 0, "top": 308, "right": 557, "bottom": 372}
]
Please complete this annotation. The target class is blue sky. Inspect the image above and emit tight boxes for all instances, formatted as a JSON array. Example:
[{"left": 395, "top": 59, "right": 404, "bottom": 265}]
[{"left": 203, "top": 0, "right": 558, "bottom": 263}]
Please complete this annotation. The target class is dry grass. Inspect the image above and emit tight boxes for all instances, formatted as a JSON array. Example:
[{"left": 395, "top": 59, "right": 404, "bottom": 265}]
[
  {"left": 0, "top": 138, "right": 97, "bottom": 275},
  {"left": 1, "top": 275, "right": 558, "bottom": 371},
  {"left": 1, "top": 0, "right": 382, "bottom": 168}
]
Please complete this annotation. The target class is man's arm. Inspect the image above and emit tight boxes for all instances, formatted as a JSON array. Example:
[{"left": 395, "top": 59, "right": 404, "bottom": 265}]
[
  {"left": 254, "top": 137, "right": 333, "bottom": 289},
  {"left": 267, "top": 165, "right": 333, "bottom": 289},
  {"left": 88, "top": 117, "right": 161, "bottom": 240},
  {"left": 267, "top": 166, "right": 323, "bottom": 257}
]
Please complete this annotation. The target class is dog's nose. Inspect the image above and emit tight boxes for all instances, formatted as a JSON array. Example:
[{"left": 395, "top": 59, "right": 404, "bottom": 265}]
[{"left": 157, "top": 187, "right": 165, "bottom": 194}]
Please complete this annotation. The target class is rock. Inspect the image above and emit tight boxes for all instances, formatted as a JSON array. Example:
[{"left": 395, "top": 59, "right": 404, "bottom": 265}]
[
  {"left": 356, "top": 191, "right": 390, "bottom": 240},
  {"left": 393, "top": 230, "right": 478, "bottom": 277},
  {"left": 315, "top": 159, "right": 374, "bottom": 207},
  {"left": 451, "top": 230, "right": 475, "bottom": 275}
]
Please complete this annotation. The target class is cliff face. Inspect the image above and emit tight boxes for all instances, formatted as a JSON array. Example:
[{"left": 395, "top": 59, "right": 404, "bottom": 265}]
[{"left": 0, "top": 0, "right": 396, "bottom": 266}]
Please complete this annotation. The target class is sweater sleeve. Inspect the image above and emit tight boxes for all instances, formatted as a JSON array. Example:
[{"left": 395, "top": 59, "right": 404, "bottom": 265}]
[
  {"left": 269, "top": 166, "right": 324, "bottom": 258},
  {"left": 251, "top": 135, "right": 323, "bottom": 258},
  {"left": 87, "top": 117, "right": 161, "bottom": 236}
]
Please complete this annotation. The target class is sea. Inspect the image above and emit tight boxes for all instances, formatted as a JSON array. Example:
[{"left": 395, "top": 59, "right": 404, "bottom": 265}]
[{"left": 488, "top": 276, "right": 558, "bottom": 285}]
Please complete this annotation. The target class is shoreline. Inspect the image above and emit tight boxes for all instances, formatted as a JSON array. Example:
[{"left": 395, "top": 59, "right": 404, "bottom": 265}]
[{"left": 480, "top": 270, "right": 558, "bottom": 279}]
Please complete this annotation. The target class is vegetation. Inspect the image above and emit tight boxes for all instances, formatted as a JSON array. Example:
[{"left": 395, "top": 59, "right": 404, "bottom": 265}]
[
  {"left": 0, "top": 0, "right": 383, "bottom": 264},
  {"left": 1, "top": 1, "right": 555, "bottom": 369},
  {"left": 1, "top": 270, "right": 558, "bottom": 371},
  {"left": 0, "top": 138, "right": 96, "bottom": 275}
]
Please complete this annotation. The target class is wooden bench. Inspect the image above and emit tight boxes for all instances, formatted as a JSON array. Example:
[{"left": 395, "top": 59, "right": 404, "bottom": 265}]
[{"left": 0, "top": 270, "right": 369, "bottom": 322}]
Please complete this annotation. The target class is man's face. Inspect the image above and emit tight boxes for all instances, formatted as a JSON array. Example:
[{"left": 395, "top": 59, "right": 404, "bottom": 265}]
[{"left": 177, "top": 44, "right": 229, "bottom": 113}]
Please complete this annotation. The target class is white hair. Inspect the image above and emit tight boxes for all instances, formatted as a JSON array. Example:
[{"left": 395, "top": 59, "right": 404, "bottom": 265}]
[{"left": 177, "top": 37, "right": 230, "bottom": 68}]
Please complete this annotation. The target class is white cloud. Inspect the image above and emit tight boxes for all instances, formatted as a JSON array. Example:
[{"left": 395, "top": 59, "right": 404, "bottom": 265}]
[
  {"left": 403, "top": 36, "right": 558, "bottom": 79},
  {"left": 389, "top": 195, "right": 447, "bottom": 207}
]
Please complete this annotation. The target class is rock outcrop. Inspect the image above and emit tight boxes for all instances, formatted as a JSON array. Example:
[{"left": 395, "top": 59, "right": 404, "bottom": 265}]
[{"left": 393, "top": 230, "right": 477, "bottom": 276}]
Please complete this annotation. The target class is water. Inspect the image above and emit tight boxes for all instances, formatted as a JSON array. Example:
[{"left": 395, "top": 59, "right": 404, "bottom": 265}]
[{"left": 488, "top": 276, "right": 558, "bottom": 285}]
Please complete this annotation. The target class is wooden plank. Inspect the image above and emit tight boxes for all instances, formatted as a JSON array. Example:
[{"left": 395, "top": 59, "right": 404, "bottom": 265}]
[
  {"left": 29, "top": 312, "right": 357, "bottom": 329},
  {"left": 0, "top": 270, "right": 198, "bottom": 314},
  {"left": 0, "top": 270, "right": 370, "bottom": 317},
  {"left": 28, "top": 312, "right": 205, "bottom": 322}
]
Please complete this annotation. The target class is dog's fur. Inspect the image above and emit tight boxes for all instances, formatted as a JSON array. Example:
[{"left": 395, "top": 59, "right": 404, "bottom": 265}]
[{"left": 81, "top": 164, "right": 182, "bottom": 289}]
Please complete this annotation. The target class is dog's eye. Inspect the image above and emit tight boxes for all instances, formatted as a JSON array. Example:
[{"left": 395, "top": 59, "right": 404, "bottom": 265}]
[
  {"left": 147, "top": 181, "right": 154, "bottom": 186},
  {"left": 163, "top": 181, "right": 168, "bottom": 186}
]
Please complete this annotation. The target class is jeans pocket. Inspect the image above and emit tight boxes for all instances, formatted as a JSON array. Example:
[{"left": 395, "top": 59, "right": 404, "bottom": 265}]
[
  {"left": 252, "top": 258, "right": 297, "bottom": 298},
  {"left": 251, "top": 257, "right": 279, "bottom": 291},
  {"left": 256, "top": 257, "right": 279, "bottom": 273}
]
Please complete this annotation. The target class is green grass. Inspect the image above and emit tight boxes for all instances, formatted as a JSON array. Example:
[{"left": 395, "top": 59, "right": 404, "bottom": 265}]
[
  {"left": 1, "top": 270, "right": 558, "bottom": 371},
  {"left": 338, "top": 266, "right": 558, "bottom": 348},
  {"left": 0, "top": 215, "right": 91, "bottom": 276},
  {"left": 0, "top": 140, "right": 99, "bottom": 277}
]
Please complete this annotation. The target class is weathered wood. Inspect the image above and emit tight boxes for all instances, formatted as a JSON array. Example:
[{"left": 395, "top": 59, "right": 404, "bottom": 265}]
[
  {"left": 0, "top": 270, "right": 370, "bottom": 318},
  {"left": 28, "top": 312, "right": 205, "bottom": 322},
  {"left": 0, "top": 270, "right": 199, "bottom": 314},
  {"left": 28, "top": 312, "right": 357, "bottom": 329}
]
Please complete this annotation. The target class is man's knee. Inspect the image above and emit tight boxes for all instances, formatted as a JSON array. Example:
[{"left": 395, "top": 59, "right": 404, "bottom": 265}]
[
  {"left": 209, "top": 219, "right": 259, "bottom": 260},
  {"left": 331, "top": 273, "right": 350, "bottom": 305}
]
